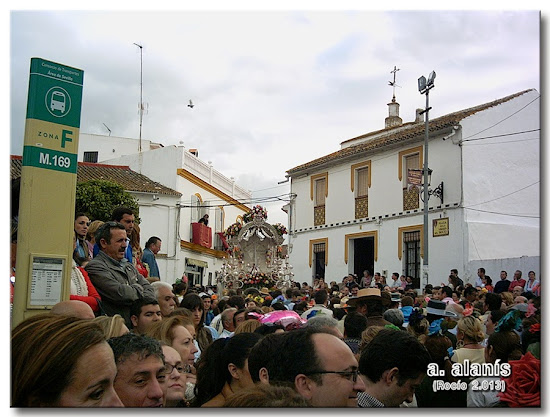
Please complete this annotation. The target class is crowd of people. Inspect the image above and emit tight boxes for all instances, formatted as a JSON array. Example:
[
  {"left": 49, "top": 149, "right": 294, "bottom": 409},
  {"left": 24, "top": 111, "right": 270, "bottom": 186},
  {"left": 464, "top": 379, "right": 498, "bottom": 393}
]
[{"left": 10, "top": 208, "right": 541, "bottom": 408}]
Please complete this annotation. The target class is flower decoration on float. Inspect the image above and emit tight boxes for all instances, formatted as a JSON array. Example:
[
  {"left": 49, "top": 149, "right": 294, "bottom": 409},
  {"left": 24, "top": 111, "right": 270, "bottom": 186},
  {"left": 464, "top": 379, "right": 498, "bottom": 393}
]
[
  {"left": 224, "top": 222, "right": 243, "bottom": 237},
  {"left": 272, "top": 223, "right": 288, "bottom": 236},
  {"left": 243, "top": 205, "right": 268, "bottom": 223},
  {"left": 241, "top": 272, "right": 278, "bottom": 290}
]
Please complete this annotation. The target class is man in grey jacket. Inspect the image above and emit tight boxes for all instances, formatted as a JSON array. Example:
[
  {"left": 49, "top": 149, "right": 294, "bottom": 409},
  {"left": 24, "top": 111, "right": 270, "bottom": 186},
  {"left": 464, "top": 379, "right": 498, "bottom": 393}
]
[{"left": 86, "top": 221, "right": 156, "bottom": 328}]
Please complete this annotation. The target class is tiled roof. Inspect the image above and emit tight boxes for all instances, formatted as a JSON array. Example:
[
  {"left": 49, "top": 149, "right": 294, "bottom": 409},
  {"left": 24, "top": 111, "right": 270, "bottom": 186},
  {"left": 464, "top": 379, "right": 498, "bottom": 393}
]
[
  {"left": 287, "top": 89, "right": 535, "bottom": 175},
  {"left": 10, "top": 156, "right": 181, "bottom": 196}
]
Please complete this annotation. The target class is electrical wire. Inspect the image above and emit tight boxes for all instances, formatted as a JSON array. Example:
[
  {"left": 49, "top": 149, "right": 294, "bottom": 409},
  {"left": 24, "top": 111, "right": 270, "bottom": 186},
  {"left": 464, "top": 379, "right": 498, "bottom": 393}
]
[
  {"left": 464, "top": 207, "right": 539, "bottom": 219},
  {"left": 463, "top": 181, "right": 539, "bottom": 208},
  {"left": 461, "top": 94, "right": 540, "bottom": 141},
  {"left": 462, "top": 137, "right": 539, "bottom": 146},
  {"left": 461, "top": 129, "right": 540, "bottom": 143}
]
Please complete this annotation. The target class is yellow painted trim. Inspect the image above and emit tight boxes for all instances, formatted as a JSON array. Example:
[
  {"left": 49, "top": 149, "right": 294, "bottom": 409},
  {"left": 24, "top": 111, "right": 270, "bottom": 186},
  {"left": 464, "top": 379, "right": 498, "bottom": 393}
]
[
  {"left": 344, "top": 230, "right": 378, "bottom": 264},
  {"left": 177, "top": 169, "right": 250, "bottom": 213},
  {"left": 397, "top": 224, "right": 424, "bottom": 260},
  {"left": 398, "top": 146, "right": 423, "bottom": 181},
  {"left": 309, "top": 238, "right": 328, "bottom": 268},
  {"left": 180, "top": 239, "right": 229, "bottom": 259},
  {"left": 310, "top": 172, "right": 329, "bottom": 201},
  {"left": 350, "top": 160, "right": 372, "bottom": 192},
  {"left": 194, "top": 193, "right": 203, "bottom": 203}
]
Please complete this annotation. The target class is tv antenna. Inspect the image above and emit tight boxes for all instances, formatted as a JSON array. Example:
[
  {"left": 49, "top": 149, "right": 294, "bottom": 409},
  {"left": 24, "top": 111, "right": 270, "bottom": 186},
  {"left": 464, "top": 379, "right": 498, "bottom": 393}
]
[
  {"left": 388, "top": 65, "right": 401, "bottom": 101},
  {"left": 134, "top": 42, "right": 144, "bottom": 152},
  {"left": 102, "top": 123, "right": 111, "bottom": 136}
]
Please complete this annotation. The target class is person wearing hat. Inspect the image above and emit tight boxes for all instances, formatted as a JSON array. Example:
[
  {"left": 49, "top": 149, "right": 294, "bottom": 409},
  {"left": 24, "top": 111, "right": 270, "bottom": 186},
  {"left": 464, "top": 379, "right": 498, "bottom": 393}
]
[
  {"left": 388, "top": 293, "right": 401, "bottom": 309},
  {"left": 425, "top": 299, "right": 459, "bottom": 348},
  {"left": 346, "top": 288, "right": 391, "bottom": 328}
]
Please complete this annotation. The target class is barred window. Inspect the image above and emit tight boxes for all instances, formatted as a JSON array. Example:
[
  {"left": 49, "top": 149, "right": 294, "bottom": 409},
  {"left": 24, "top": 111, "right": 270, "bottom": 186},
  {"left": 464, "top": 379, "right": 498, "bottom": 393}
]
[
  {"left": 83, "top": 151, "right": 98, "bottom": 163},
  {"left": 313, "top": 242, "right": 326, "bottom": 253}
]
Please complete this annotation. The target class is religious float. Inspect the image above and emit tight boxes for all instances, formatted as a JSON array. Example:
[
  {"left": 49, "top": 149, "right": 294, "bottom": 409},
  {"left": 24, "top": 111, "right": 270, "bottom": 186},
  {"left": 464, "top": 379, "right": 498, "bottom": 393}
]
[{"left": 217, "top": 205, "right": 294, "bottom": 292}]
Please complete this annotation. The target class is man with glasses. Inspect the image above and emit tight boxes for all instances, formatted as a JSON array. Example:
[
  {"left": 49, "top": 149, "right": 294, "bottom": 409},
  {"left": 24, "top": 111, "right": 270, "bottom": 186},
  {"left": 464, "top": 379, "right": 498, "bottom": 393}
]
[
  {"left": 358, "top": 328, "right": 430, "bottom": 407},
  {"left": 86, "top": 221, "right": 157, "bottom": 328},
  {"left": 248, "top": 328, "right": 365, "bottom": 407}
]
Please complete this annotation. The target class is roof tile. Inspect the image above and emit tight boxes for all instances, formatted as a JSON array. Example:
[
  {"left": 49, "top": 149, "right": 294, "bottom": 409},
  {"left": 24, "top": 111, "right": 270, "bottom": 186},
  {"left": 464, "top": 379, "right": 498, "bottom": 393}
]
[
  {"left": 10, "top": 156, "right": 181, "bottom": 196},
  {"left": 287, "top": 89, "right": 534, "bottom": 174}
]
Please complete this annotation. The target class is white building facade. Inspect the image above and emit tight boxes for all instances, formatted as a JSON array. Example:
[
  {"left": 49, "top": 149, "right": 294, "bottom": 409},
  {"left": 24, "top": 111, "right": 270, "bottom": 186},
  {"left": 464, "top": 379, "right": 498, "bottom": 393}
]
[
  {"left": 286, "top": 89, "right": 540, "bottom": 288},
  {"left": 77, "top": 134, "right": 251, "bottom": 286}
]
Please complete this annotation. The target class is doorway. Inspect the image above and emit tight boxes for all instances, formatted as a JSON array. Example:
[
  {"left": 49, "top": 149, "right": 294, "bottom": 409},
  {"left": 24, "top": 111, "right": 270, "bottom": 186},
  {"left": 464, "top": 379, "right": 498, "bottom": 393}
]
[{"left": 353, "top": 237, "right": 374, "bottom": 278}]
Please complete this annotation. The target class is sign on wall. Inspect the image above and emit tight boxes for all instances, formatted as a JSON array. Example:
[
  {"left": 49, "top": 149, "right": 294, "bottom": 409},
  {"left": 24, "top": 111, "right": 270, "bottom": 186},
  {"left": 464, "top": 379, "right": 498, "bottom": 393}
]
[{"left": 433, "top": 217, "right": 449, "bottom": 237}]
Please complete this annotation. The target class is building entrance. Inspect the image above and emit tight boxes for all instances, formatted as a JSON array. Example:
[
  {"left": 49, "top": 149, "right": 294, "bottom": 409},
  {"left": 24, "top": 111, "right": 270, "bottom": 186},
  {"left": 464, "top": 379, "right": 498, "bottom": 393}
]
[{"left": 353, "top": 237, "right": 374, "bottom": 279}]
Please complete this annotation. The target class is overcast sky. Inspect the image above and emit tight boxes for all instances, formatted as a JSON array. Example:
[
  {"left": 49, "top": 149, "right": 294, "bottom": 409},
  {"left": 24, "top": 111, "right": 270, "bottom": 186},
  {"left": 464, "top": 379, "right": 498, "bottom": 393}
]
[{"left": 8, "top": 7, "right": 541, "bottom": 229}]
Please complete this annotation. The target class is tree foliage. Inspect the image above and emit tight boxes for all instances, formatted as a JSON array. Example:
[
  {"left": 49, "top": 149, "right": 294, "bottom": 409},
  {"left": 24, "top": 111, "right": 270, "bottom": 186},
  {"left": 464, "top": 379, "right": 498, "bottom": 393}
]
[{"left": 75, "top": 180, "right": 140, "bottom": 222}]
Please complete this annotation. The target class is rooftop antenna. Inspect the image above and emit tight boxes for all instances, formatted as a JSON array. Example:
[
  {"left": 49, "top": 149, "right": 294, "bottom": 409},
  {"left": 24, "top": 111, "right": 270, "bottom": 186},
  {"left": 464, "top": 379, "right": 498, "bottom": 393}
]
[
  {"left": 102, "top": 123, "right": 112, "bottom": 136},
  {"left": 134, "top": 42, "right": 143, "bottom": 152},
  {"left": 388, "top": 65, "right": 401, "bottom": 102}
]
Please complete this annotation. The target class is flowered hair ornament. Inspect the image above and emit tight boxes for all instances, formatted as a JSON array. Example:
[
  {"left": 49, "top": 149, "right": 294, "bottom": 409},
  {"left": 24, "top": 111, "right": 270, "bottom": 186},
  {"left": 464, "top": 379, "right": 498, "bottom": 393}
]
[
  {"left": 408, "top": 307, "right": 425, "bottom": 326},
  {"left": 428, "top": 318, "right": 444, "bottom": 336},
  {"left": 494, "top": 309, "right": 522, "bottom": 333}
]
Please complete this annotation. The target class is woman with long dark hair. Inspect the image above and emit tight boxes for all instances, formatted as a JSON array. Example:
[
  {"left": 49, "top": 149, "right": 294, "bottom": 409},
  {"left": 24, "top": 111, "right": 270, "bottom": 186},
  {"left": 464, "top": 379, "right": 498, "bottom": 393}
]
[
  {"left": 180, "top": 293, "right": 219, "bottom": 356},
  {"left": 195, "top": 332, "right": 262, "bottom": 407}
]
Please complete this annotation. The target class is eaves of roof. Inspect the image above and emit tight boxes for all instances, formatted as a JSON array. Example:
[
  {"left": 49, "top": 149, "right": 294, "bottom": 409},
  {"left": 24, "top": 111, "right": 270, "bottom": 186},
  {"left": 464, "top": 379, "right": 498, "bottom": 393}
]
[
  {"left": 10, "top": 156, "right": 181, "bottom": 197},
  {"left": 286, "top": 89, "right": 534, "bottom": 175}
]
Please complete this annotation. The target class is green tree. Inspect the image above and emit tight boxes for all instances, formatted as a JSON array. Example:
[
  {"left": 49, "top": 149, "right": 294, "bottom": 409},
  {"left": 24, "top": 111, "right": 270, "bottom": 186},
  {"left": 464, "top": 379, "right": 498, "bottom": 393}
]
[{"left": 75, "top": 180, "right": 139, "bottom": 222}]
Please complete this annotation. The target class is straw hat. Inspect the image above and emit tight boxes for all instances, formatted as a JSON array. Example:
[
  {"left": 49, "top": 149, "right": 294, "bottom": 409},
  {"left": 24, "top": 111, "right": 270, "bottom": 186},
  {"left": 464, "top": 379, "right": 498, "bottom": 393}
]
[{"left": 346, "top": 288, "right": 382, "bottom": 306}]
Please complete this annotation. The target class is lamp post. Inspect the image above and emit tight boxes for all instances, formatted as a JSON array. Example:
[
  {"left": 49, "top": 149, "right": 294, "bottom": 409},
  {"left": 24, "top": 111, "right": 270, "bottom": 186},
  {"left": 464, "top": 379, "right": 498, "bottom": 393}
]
[{"left": 417, "top": 70, "right": 436, "bottom": 289}]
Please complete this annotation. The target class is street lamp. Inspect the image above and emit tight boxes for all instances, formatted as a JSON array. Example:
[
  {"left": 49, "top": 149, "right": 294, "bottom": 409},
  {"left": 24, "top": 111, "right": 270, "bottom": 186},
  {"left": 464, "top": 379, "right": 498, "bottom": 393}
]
[
  {"left": 409, "top": 167, "right": 444, "bottom": 205},
  {"left": 418, "top": 70, "right": 436, "bottom": 290}
]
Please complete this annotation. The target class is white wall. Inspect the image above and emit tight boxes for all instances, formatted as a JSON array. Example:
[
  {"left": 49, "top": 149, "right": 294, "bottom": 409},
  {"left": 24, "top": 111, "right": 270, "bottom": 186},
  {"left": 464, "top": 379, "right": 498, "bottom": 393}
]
[
  {"left": 289, "top": 206, "right": 464, "bottom": 287},
  {"left": 131, "top": 192, "right": 181, "bottom": 282},
  {"left": 291, "top": 133, "right": 462, "bottom": 232},
  {"left": 78, "top": 133, "right": 154, "bottom": 162},
  {"left": 462, "top": 89, "right": 540, "bottom": 261}
]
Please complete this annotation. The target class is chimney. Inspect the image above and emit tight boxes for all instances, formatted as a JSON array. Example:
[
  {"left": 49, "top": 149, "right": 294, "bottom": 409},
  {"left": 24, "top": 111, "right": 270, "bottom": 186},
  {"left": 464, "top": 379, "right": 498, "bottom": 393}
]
[
  {"left": 385, "top": 97, "right": 403, "bottom": 129},
  {"left": 415, "top": 108, "right": 424, "bottom": 123}
]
